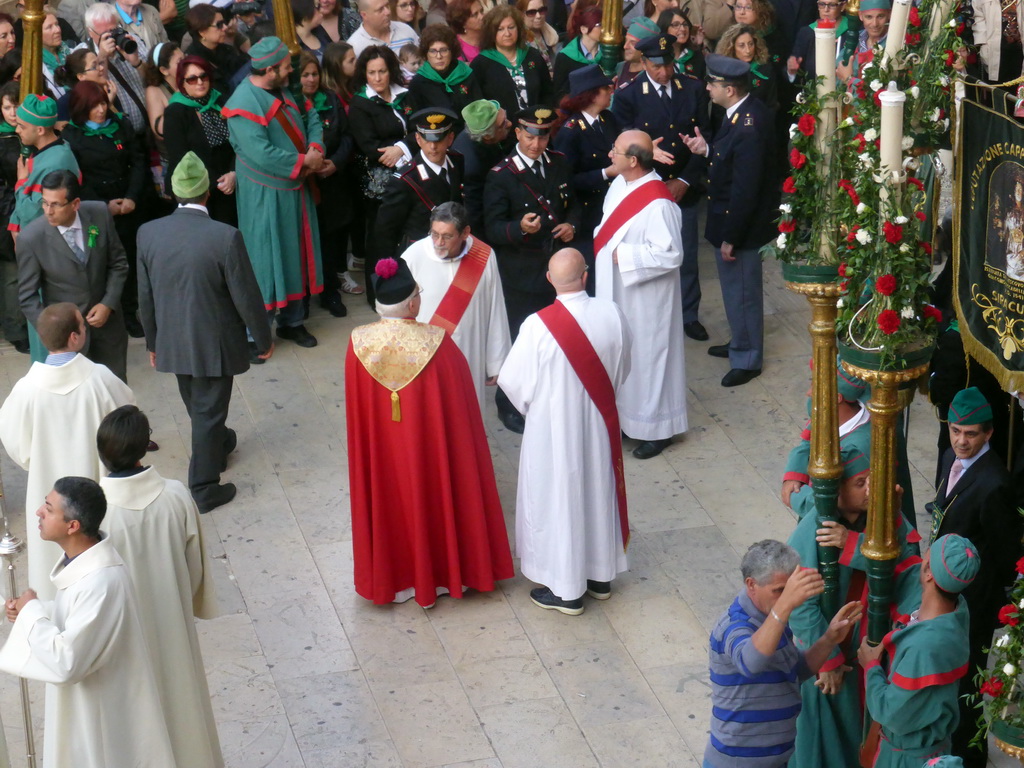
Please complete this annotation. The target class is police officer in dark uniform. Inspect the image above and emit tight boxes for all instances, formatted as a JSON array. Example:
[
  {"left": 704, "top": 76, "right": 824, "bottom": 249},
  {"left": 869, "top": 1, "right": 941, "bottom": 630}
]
[
  {"left": 375, "top": 107, "right": 465, "bottom": 264},
  {"left": 484, "top": 105, "right": 581, "bottom": 432},
  {"left": 553, "top": 64, "right": 618, "bottom": 296},
  {"left": 683, "top": 54, "right": 778, "bottom": 388},
  {"left": 613, "top": 32, "right": 711, "bottom": 341},
  {"left": 452, "top": 99, "right": 515, "bottom": 236}
]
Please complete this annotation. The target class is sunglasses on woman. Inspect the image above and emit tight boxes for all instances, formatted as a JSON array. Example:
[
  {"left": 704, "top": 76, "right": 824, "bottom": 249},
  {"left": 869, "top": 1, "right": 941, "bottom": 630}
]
[
  {"left": 184, "top": 73, "right": 210, "bottom": 84},
  {"left": 524, "top": 6, "right": 548, "bottom": 15}
]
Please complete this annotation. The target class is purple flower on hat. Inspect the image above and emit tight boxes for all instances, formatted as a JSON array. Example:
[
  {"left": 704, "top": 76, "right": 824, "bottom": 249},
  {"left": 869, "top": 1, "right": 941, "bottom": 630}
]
[{"left": 376, "top": 258, "right": 399, "bottom": 279}]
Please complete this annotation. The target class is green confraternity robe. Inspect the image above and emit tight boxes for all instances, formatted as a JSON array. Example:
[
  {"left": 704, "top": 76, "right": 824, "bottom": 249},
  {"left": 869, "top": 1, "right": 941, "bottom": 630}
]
[{"left": 223, "top": 79, "right": 324, "bottom": 309}]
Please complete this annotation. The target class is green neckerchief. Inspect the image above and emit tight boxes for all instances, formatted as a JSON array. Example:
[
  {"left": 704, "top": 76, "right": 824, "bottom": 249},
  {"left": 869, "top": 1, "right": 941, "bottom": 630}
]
[
  {"left": 811, "top": 16, "right": 849, "bottom": 36},
  {"left": 416, "top": 59, "right": 473, "bottom": 93},
  {"left": 0, "top": 121, "right": 15, "bottom": 135},
  {"left": 70, "top": 114, "right": 123, "bottom": 138},
  {"left": 42, "top": 43, "right": 71, "bottom": 73},
  {"left": 750, "top": 61, "right": 769, "bottom": 82},
  {"left": 168, "top": 89, "right": 223, "bottom": 113},
  {"left": 560, "top": 36, "right": 596, "bottom": 65},
  {"left": 358, "top": 84, "right": 406, "bottom": 110},
  {"left": 309, "top": 90, "right": 329, "bottom": 113},
  {"left": 478, "top": 46, "right": 528, "bottom": 75},
  {"left": 676, "top": 48, "right": 695, "bottom": 70}
]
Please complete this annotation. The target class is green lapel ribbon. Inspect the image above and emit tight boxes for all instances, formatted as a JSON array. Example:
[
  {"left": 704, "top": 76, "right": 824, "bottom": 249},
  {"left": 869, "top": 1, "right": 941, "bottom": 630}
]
[
  {"left": 559, "top": 36, "right": 595, "bottom": 65},
  {"left": 478, "top": 46, "right": 527, "bottom": 75},
  {"left": 750, "top": 62, "right": 769, "bottom": 82},
  {"left": 358, "top": 85, "right": 407, "bottom": 111},
  {"left": 416, "top": 59, "right": 473, "bottom": 93},
  {"left": 72, "top": 116, "right": 123, "bottom": 138},
  {"left": 42, "top": 43, "right": 70, "bottom": 72},
  {"left": 310, "top": 90, "right": 329, "bottom": 113},
  {"left": 168, "top": 89, "right": 224, "bottom": 113}
]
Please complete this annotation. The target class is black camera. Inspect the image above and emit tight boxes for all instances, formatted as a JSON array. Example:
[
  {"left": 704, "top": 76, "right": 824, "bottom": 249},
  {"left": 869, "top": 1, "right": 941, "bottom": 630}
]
[
  {"left": 232, "top": 1, "right": 261, "bottom": 15},
  {"left": 108, "top": 27, "right": 138, "bottom": 56}
]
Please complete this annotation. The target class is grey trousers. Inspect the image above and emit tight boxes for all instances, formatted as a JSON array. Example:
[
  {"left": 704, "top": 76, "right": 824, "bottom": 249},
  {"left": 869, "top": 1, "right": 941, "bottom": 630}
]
[
  {"left": 714, "top": 245, "right": 764, "bottom": 371},
  {"left": 176, "top": 374, "right": 234, "bottom": 502}
]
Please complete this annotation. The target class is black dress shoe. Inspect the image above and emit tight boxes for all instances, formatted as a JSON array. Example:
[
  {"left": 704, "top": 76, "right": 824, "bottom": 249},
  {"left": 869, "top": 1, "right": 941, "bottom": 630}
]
[
  {"left": 586, "top": 580, "right": 611, "bottom": 600},
  {"left": 632, "top": 438, "right": 672, "bottom": 459},
  {"left": 195, "top": 483, "right": 237, "bottom": 514},
  {"left": 708, "top": 344, "right": 730, "bottom": 359},
  {"left": 248, "top": 341, "right": 266, "bottom": 365},
  {"left": 683, "top": 321, "right": 709, "bottom": 341},
  {"left": 319, "top": 292, "right": 347, "bottom": 318},
  {"left": 124, "top": 315, "right": 145, "bottom": 338},
  {"left": 499, "top": 410, "right": 525, "bottom": 434},
  {"left": 530, "top": 586, "right": 584, "bottom": 616},
  {"left": 721, "top": 368, "right": 762, "bottom": 387},
  {"left": 277, "top": 324, "right": 318, "bottom": 348},
  {"left": 11, "top": 339, "right": 29, "bottom": 354}
]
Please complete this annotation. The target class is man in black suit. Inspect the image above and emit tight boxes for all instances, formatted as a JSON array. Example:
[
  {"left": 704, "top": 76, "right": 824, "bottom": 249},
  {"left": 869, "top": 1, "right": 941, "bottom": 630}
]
[
  {"left": 613, "top": 32, "right": 711, "bottom": 341},
  {"left": 452, "top": 100, "right": 514, "bottom": 236},
  {"left": 17, "top": 170, "right": 129, "bottom": 382},
  {"left": 375, "top": 108, "right": 465, "bottom": 263},
  {"left": 683, "top": 54, "right": 778, "bottom": 388},
  {"left": 137, "top": 152, "right": 274, "bottom": 514},
  {"left": 931, "top": 387, "right": 1021, "bottom": 768},
  {"left": 483, "top": 105, "right": 581, "bottom": 432}
]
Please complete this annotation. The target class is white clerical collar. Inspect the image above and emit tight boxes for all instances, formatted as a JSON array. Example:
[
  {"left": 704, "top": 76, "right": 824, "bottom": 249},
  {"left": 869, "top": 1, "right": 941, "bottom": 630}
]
[
  {"left": 625, "top": 170, "right": 659, "bottom": 189},
  {"left": 556, "top": 290, "right": 587, "bottom": 302},
  {"left": 56, "top": 212, "right": 83, "bottom": 237},
  {"left": 419, "top": 152, "right": 449, "bottom": 176},
  {"left": 515, "top": 146, "right": 545, "bottom": 169},
  {"left": 726, "top": 94, "right": 751, "bottom": 120},
  {"left": 646, "top": 73, "right": 671, "bottom": 97}
]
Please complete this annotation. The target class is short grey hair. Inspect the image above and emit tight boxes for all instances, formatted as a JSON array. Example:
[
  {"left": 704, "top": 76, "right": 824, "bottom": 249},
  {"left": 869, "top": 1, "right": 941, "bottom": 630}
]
[
  {"left": 85, "top": 2, "right": 120, "bottom": 30},
  {"left": 375, "top": 295, "right": 417, "bottom": 318},
  {"left": 741, "top": 540, "right": 799, "bottom": 585},
  {"left": 430, "top": 201, "right": 469, "bottom": 233}
]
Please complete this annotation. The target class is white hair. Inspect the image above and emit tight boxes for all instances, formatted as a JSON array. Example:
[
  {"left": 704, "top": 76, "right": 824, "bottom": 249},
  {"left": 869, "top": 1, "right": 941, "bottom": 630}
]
[
  {"left": 375, "top": 296, "right": 417, "bottom": 318},
  {"left": 741, "top": 540, "right": 800, "bottom": 585},
  {"left": 85, "top": 2, "right": 120, "bottom": 29}
]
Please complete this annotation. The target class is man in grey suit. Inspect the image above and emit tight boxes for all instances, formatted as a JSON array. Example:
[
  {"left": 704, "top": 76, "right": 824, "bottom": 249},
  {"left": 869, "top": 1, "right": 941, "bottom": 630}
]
[
  {"left": 17, "top": 169, "right": 129, "bottom": 382},
  {"left": 138, "top": 152, "right": 274, "bottom": 514}
]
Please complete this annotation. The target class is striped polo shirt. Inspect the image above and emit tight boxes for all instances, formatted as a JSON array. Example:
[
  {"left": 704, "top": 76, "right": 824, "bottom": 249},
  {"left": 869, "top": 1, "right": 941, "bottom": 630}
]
[{"left": 704, "top": 590, "right": 811, "bottom": 768}]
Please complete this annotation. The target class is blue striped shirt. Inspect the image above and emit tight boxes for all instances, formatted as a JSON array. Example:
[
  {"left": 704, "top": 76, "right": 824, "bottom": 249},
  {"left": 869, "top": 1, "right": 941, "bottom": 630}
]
[{"left": 704, "top": 590, "right": 811, "bottom": 768}]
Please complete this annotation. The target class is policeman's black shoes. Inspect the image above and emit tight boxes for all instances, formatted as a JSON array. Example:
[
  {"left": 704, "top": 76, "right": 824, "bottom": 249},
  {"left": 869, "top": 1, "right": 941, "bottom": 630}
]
[
  {"left": 319, "top": 292, "right": 348, "bottom": 318},
  {"left": 277, "top": 324, "right": 318, "bottom": 348},
  {"left": 684, "top": 321, "right": 709, "bottom": 341},
  {"left": 632, "top": 438, "right": 672, "bottom": 460},
  {"left": 499, "top": 410, "right": 525, "bottom": 434},
  {"left": 721, "top": 368, "right": 761, "bottom": 387},
  {"left": 586, "top": 580, "right": 611, "bottom": 600},
  {"left": 708, "top": 343, "right": 730, "bottom": 359},
  {"left": 530, "top": 587, "right": 585, "bottom": 616}
]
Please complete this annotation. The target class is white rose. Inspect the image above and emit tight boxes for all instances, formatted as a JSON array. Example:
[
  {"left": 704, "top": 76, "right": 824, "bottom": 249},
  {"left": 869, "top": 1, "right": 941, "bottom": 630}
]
[
  {"left": 863, "top": 60, "right": 874, "bottom": 71},
  {"left": 780, "top": 203, "right": 792, "bottom": 214},
  {"left": 932, "top": 107, "right": 942, "bottom": 122},
  {"left": 860, "top": 154, "right": 874, "bottom": 169},
  {"left": 900, "top": 244, "right": 910, "bottom": 253},
  {"left": 902, "top": 136, "right": 914, "bottom": 150},
  {"left": 895, "top": 216, "right": 908, "bottom": 224},
  {"left": 837, "top": 297, "right": 845, "bottom": 308},
  {"left": 856, "top": 202, "right": 867, "bottom": 214},
  {"left": 776, "top": 233, "right": 787, "bottom": 248},
  {"left": 864, "top": 128, "right": 878, "bottom": 141},
  {"left": 943, "top": 118, "right": 950, "bottom": 131},
  {"left": 789, "top": 124, "right": 799, "bottom": 139},
  {"left": 870, "top": 79, "right": 883, "bottom": 92},
  {"left": 947, "top": 17, "right": 957, "bottom": 27},
  {"left": 997, "top": 634, "right": 1011, "bottom": 648},
  {"left": 901, "top": 306, "right": 915, "bottom": 319},
  {"left": 1018, "top": 597, "right": 1024, "bottom": 610},
  {"left": 909, "top": 86, "right": 920, "bottom": 99},
  {"left": 856, "top": 230, "right": 872, "bottom": 244},
  {"left": 1005, "top": 663, "right": 1017, "bottom": 676},
  {"left": 839, "top": 117, "right": 854, "bottom": 128},
  {"left": 939, "top": 75, "right": 950, "bottom": 87}
]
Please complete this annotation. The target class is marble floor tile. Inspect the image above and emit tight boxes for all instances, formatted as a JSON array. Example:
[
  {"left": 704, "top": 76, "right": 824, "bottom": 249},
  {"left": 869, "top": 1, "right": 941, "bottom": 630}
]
[
  {"left": 207, "top": 654, "right": 287, "bottom": 722},
  {"left": 277, "top": 669, "right": 390, "bottom": 753},
  {"left": 583, "top": 714, "right": 699, "bottom": 768},
  {"left": 644, "top": 662, "right": 715, "bottom": 760},
  {"left": 602, "top": 595, "right": 708, "bottom": 671},
  {"left": 218, "top": 714, "right": 305, "bottom": 768},
  {"left": 477, "top": 697, "right": 600, "bottom": 768}
]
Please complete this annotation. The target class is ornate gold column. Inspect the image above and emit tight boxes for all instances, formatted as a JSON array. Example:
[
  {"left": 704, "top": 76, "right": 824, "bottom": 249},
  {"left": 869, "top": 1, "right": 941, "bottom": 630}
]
[
  {"left": 19, "top": 0, "right": 45, "bottom": 101},
  {"left": 598, "top": 0, "right": 623, "bottom": 76},
  {"left": 271, "top": 0, "right": 301, "bottom": 57}
]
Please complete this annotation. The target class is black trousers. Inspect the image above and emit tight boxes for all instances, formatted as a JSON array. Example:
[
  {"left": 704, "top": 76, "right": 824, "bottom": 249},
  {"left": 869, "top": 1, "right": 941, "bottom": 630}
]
[{"left": 175, "top": 374, "right": 234, "bottom": 502}]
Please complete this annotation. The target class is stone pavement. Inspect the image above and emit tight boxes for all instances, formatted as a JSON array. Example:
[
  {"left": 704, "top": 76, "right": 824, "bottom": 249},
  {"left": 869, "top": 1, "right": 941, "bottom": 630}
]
[{"left": 0, "top": 246, "right": 1007, "bottom": 767}]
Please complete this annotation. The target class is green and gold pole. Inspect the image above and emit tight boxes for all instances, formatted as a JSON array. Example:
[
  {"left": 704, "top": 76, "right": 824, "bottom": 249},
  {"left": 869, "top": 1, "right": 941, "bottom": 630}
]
[
  {"left": 19, "top": 0, "right": 44, "bottom": 101},
  {"left": 598, "top": 0, "right": 623, "bottom": 77}
]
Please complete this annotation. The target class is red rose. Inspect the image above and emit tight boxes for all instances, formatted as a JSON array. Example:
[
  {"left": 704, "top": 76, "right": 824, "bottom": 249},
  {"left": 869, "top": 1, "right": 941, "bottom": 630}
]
[
  {"left": 999, "top": 604, "right": 1019, "bottom": 626},
  {"left": 1016, "top": 555, "right": 1024, "bottom": 575},
  {"left": 779, "top": 219, "right": 796, "bottom": 233},
  {"left": 921, "top": 242, "right": 933, "bottom": 255},
  {"left": 916, "top": 211, "right": 926, "bottom": 221},
  {"left": 981, "top": 678, "right": 1005, "bottom": 697},
  {"left": 797, "top": 113, "right": 816, "bottom": 136},
  {"left": 907, "top": 177, "right": 925, "bottom": 191},
  {"left": 840, "top": 280, "right": 849, "bottom": 292},
  {"left": 873, "top": 89, "right": 883, "bottom": 107},
  {"left": 854, "top": 132, "right": 866, "bottom": 153},
  {"left": 877, "top": 309, "right": 901, "bottom": 335},
  {"left": 839, "top": 263, "right": 848, "bottom": 277},
  {"left": 884, "top": 221, "right": 903, "bottom": 244},
  {"left": 875, "top": 274, "right": 897, "bottom": 296},
  {"left": 846, "top": 227, "right": 858, "bottom": 243},
  {"left": 909, "top": 6, "right": 921, "bottom": 26},
  {"left": 945, "top": 49, "right": 955, "bottom": 67},
  {"left": 905, "top": 32, "right": 921, "bottom": 46},
  {"left": 783, "top": 176, "right": 797, "bottom": 194},
  {"left": 957, "top": 22, "right": 965, "bottom": 35},
  {"left": 790, "top": 148, "right": 807, "bottom": 169},
  {"left": 923, "top": 305, "right": 943, "bottom": 323}
]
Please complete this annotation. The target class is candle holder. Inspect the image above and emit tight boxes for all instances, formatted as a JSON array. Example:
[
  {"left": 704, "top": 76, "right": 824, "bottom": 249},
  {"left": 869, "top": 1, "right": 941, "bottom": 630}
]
[{"left": 18, "top": 0, "right": 43, "bottom": 101}]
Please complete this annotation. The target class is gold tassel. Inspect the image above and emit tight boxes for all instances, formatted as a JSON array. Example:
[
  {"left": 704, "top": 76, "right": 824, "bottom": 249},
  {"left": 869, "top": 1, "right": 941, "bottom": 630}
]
[{"left": 391, "top": 390, "right": 401, "bottom": 422}]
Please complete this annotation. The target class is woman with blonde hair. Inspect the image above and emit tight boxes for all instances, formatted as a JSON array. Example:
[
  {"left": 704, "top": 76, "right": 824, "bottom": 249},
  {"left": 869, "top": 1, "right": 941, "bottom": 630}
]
[{"left": 716, "top": 23, "right": 776, "bottom": 109}]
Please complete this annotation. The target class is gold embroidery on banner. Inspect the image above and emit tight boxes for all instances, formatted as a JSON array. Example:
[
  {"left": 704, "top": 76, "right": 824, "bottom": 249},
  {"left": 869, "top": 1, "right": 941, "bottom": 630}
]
[{"left": 352, "top": 320, "right": 444, "bottom": 420}]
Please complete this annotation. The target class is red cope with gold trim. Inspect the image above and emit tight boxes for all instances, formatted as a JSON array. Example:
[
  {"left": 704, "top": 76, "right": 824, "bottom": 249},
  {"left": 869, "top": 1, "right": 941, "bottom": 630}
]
[
  {"left": 593, "top": 179, "right": 675, "bottom": 255},
  {"left": 537, "top": 300, "right": 630, "bottom": 551},
  {"left": 428, "top": 239, "right": 492, "bottom": 334}
]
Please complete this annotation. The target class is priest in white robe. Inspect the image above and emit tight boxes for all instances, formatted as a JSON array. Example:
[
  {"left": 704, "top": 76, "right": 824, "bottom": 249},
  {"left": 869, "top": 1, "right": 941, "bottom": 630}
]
[
  {"left": 499, "top": 249, "right": 632, "bottom": 616},
  {"left": 402, "top": 202, "right": 511, "bottom": 412},
  {"left": 0, "top": 477, "right": 175, "bottom": 768},
  {"left": 97, "top": 405, "right": 223, "bottom": 768},
  {"left": 0, "top": 303, "right": 134, "bottom": 600},
  {"left": 594, "top": 130, "right": 687, "bottom": 460}
]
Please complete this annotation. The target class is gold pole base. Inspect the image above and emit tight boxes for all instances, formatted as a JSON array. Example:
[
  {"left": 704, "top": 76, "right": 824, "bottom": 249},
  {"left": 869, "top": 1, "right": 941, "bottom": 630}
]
[{"left": 996, "top": 736, "right": 1024, "bottom": 762}]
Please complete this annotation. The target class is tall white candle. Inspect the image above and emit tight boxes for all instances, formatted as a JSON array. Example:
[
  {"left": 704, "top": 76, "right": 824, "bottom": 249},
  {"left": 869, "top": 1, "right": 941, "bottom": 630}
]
[
  {"left": 814, "top": 22, "right": 838, "bottom": 96},
  {"left": 879, "top": 82, "right": 906, "bottom": 182},
  {"left": 883, "top": 0, "right": 912, "bottom": 64}
]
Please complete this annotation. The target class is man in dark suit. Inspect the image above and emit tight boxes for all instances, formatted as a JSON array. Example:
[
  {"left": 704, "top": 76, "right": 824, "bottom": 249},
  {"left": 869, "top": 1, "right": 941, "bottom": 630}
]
[
  {"left": 375, "top": 108, "right": 465, "bottom": 263},
  {"left": 17, "top": 169, "right": 129, "bottom": 382},
  {"left": 452, "top": 100, "right": 514, "bottom": 236},
  {"left": 613, "top": 32, "right": 711, "bottom": 341},
  {"left": 684, "top": 54, "right": 778, "bottom": 388},
  {"left": 137, "top": 152, "right": 274, "bottom": 514},
  {"left": 483, "top": 105, "right": 581, "bottom": 432},
  {"left": 930, "top": 387, "right": 1021, "bottom": 768}
]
